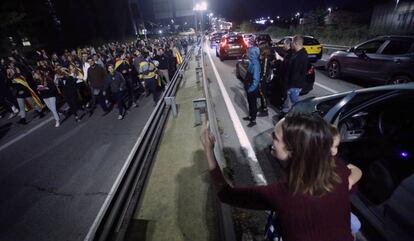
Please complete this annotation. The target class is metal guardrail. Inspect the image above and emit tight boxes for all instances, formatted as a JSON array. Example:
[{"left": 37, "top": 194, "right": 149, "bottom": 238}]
[
  {"left": 200, "top": 38, "right": 237, "bottom": 241},
  {"left": 322, "top": 44, "right": 350, "bottom": 50},
  {"left": 86, "top": 45, "right": 195, "bottom": 241}
]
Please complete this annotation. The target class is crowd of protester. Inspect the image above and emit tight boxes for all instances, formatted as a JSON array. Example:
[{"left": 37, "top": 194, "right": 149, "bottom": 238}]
[{"left": 0, "top": 35, "right": 195, "bottom": 127}]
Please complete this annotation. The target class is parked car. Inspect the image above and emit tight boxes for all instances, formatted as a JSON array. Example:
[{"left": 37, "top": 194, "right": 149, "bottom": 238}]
[
  {"left": 216, "top": 34, "right": 247, "bottom": 61},
  {"left": 291, "top": 82, "right": 414, "bottom": 241},
  {"left": 274, "top": 35, "right": 323, "bottom": 62},
  {"left": 326, "top": 36, "right": 414, "bottom": 84},
  {"left": 235, "top": 57, "right": 315, "bottom": 95}
]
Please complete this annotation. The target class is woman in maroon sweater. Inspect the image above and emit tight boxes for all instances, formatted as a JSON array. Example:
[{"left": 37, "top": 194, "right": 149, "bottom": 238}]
[{"left": 201, "top": 112, "right": 354, "bottom": 241}]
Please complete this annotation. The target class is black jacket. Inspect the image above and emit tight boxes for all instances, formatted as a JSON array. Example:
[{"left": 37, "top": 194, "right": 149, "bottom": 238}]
[
  {"left": 154, "top": 54, "right": 169, "bottom": 70},
  {"left": 286, "top": 48, "right": 308, "bottom": 89}
]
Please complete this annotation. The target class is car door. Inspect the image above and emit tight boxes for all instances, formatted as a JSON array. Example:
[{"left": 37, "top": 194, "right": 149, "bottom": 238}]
[
  {"left": 343, "top": 39, "right": 387, "bottom": 78},
  {"left": 377, "top": 39, "right": 414, "bottom": 82},
  {"left": 336, "top": 92, "right": 414, "bottom": 241}
]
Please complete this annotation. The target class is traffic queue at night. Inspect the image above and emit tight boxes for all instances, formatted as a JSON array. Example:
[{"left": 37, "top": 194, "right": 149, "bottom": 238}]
[{"left": 204, "top": 26, "right": 414, "bottom": 241}]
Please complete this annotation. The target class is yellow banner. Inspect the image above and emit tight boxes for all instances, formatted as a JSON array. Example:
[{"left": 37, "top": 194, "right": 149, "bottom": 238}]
[{"left": 14, "top": 76, "right": 44, "bottom": 109}]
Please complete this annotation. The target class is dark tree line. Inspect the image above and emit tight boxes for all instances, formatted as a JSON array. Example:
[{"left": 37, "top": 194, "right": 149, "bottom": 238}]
[{"left": 0, "top": 0, "right": 134, "bottom": 54}]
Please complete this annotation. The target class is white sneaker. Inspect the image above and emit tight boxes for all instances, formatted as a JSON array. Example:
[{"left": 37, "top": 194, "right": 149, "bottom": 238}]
[
  {"left": 12, "top": 106, "right": 19, "bottom": 113},
  {"left": 118, "top": 115, "right": 123, "bottom": 120},
  {"left": 8, "top": 112, "right": 17, "bottom": 119},
  {"left": 55, "top": 121, "right": 60, "bottom": 127}
]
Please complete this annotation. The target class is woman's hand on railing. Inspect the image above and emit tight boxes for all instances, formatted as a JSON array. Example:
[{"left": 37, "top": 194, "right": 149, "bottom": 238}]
[{"left": 201, "top": 124, "right": 217, "bottom": 170}]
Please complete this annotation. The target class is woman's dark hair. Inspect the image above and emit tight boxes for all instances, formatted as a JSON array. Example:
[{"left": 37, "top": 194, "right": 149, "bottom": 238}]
[{"left": 282, "top": 112, "right": 341, "bottom": 196}]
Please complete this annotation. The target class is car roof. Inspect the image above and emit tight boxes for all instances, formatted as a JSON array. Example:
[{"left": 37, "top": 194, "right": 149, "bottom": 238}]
[
  {"left": 280, "top": 35, "right": 316, "bottom": 39},
  {"left": 314, "top": 83, "right": 414, "bottom": 102},
  {"left": 373, "top": 35, "right": 414, "bottom": 41}
]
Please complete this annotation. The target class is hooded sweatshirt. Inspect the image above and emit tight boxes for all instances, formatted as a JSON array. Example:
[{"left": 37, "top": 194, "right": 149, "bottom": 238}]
[{"left": 247, "top": 46, "right": 261, "bottom": 93}]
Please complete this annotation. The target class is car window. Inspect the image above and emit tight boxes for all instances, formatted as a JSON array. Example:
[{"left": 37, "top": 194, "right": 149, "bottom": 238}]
[
  {"left": 228, "top": 36, "right": 243, "bottom": 44},
  {"left": 316, "top": 90, "right": 390, "bottom": 116},
  {"left": 304, "top": 37, "right": 320, "bottom": 45},
  {"left": 381, "top": 40, "right": 414, "bottom": 55},
  {"left": 340, "top": 90, "right": 392, "bottom": 117},
  {"left": 356, "top": 40, "right": 386, "bottom": 54}
]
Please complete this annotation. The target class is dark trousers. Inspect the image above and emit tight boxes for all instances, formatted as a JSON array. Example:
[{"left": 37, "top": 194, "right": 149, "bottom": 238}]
[
  {"left": 91, "top": 89, "right": 109, "bottom": 112},
  {"left": 246, "top": 89, "right": 258, "bottom": 121},
  {"left": 65, "top": 95, "right": 79, "bottom": 117},
  {"left": 113, "top": 91, "right": 126, "bottom": 115},
  {"left": 76, "top": 82, "right": 91, "bottom": 107},
  {"left": 125, "top": 77, "right": 136, "bottom": 107},
  {"left": 146, "top": 77, "right": 161, "bottom": 103},
  {"left": 0, "top": 90, "right": 17, "bottom": 113},
  {"left": 258, "top": 83, "right": 268, "bottom": 111}
]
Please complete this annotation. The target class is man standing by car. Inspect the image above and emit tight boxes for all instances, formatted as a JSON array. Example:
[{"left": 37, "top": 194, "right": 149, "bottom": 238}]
[
  {"left": 282, "top": 35, "right": 308, "bottom": 115},
  {"left": 242, "top": 42, "right": 261, "bottom": 127},
  {"left": 272, "top": 38, "right": 293, "bottom": 110}
]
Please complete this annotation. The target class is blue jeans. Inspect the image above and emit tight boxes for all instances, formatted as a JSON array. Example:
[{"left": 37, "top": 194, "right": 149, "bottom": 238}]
[
  {"left": 282, "top": 88, "right": 302, "bottom": 113},
  {"left": 351, "top": 212, "right": 361, "bottom": 234}
]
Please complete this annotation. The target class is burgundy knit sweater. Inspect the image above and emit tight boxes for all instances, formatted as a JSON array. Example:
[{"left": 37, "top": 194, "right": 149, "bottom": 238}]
[{"left": 210, "top": 158, "right": 354, "bottom": 241}]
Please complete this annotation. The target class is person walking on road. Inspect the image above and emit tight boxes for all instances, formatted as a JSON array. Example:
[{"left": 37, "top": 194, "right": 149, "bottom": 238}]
[
  {"left": 107, "top": 64, "right": 127, "bottom": 120},
  {"left": 0, "top": 70, "right": 19, "bottom": 119},
  {"left": 201, "top": 112, "right": 355, "bottom": 241},
  {"left": 115, "top": 53, "right": 138, "bottom": 108},
  {"left": 34, "top": 71, "right": 60, "bottom": 127},
  {"left": 56, "top": 68, "right": 81, "bottom": 122},
  {"left": 8, "top": 68, "right": 44, "bottom": 125},
  {"left": 242, "top": 43, "right": 261, "bottom": 127},
  {"left": 138, "top": 52, "right": 160, "bottom": 105},
  {"left": 87, "top": 57, "right": 110, "bottom": 115},
  {"left": 281, "top": 35, "right": 308, "bottom": 115},
  {"left": 154, "top": 48, "right": 170, "bottom": 84}
]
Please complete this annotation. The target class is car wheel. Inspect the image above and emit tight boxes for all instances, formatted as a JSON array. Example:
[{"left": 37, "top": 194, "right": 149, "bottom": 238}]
[
  {"left": 327, "top": 60, "right": 341, "bottom": 79},
  {"left": 389, "top": 75, "right": 412, "bottom": 85},
  {"left": 220, "top": 55, "right": 224, "bottom": 61}
]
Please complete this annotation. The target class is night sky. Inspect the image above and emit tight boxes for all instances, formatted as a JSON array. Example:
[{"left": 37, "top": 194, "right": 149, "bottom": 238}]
[{"left": 208, "top": 0, "right": 387, "bottom": 21}]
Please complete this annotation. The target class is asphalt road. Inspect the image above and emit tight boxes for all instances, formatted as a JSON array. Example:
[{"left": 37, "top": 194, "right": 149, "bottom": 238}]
[{"left": 0, "top": 95, "right": 156, "bottom": 241}]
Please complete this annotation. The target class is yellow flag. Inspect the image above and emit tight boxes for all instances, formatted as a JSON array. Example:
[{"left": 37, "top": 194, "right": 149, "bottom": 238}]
[{"left": 14, "top": 76, "right": 44, "bottom": 109}]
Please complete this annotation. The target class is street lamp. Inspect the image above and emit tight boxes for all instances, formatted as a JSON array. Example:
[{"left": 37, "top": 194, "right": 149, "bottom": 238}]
[
  {"left": 328, "top": 7, "right": 332, "bottom": 14},
  {"left": 193, "top": 2, "right": 208, "bottom": 33}
]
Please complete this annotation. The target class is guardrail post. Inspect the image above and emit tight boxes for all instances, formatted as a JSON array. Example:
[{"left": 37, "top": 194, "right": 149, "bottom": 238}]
[
  {"left": 195, "top": 67, "right": 203, "bottom": 83},
  {"left": 192, "top": 97, "right": 206, "bottom": 126},
  {"left": 165, "top": 97, "right": 178, "bottom": 117}
]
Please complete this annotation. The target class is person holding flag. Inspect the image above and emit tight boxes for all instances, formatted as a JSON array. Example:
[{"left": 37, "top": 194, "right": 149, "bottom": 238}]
[
  {"left": 7, "top": 67, "right": 44, "bottom": 125},
  {"left": 138, "top": 52, "right": 160, "bottom": 105}
]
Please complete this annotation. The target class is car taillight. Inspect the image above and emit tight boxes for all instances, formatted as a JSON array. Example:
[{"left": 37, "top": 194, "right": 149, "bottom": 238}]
[
  {"left": 221, "top": 39, "right": 227, "bottom": 47},
  {"left": 307, "top": 66, "right": 315, "bottom": 75}
]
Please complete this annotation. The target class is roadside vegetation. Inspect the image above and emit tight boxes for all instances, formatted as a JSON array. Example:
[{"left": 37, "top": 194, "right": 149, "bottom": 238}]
[
  {"left": 236, "top": 6, "right": 411, "bottom": 47},
  {"left": 237, "top": 20, "right": 410, "bottom": 46}
]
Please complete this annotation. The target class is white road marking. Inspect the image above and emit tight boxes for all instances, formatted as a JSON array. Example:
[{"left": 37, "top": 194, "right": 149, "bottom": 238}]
[
  {"left": 0, "top": 117, "right": 54, "bottom": 152},
  {"left": 205, "top": 44, "right": 267, "bottom": 185},
  {"left": 314, "top": 82, "right": 339, "bottom": 94}
]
